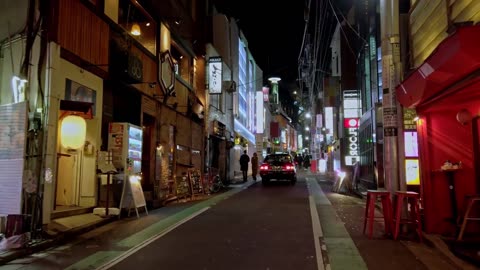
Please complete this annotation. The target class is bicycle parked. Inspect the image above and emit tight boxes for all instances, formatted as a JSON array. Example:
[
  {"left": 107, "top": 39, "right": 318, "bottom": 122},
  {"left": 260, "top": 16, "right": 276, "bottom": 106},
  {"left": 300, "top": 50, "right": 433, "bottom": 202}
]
[{"left": 205, "top": 167, "right": 228, "bottom": 193}]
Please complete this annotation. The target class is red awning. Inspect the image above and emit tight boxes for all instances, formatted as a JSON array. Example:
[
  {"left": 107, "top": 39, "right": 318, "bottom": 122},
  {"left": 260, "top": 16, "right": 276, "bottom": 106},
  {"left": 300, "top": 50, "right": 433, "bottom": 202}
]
[{"left": 396, "top": 25, "right": 480, "bottom": 108}]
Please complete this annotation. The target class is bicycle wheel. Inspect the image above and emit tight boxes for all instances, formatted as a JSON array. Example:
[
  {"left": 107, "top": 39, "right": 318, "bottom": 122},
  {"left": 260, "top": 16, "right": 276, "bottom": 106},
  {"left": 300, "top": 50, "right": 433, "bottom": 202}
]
[{"left": 210, "top": 176, "right": 221, "bottom": 193}]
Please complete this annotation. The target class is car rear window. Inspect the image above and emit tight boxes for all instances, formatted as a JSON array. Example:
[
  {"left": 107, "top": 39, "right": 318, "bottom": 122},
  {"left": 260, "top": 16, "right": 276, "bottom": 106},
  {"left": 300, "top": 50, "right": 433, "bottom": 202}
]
[{"left": 264, "top": 155, "right": 292, "bottom": 163}]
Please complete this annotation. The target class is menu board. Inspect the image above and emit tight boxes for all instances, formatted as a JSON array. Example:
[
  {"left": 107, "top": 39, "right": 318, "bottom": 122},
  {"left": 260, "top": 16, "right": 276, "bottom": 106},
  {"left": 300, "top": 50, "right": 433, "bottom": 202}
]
[
  {"left": 189, "top": 169, "right": 203, "bottom": 196},
  {"left": 176, "top": 174, "right": 190, "bottom": 199},
  {"left": 120, "top": 175, "right": 148, "bottom": 218}
]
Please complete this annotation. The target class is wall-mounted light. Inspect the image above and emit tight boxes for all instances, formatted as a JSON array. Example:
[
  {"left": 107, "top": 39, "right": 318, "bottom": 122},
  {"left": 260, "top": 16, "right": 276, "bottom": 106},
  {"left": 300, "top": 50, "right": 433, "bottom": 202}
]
[
  {"left": 60, "top": 115, "right": 86, "bottom": 149},
  {"left": 456, "top": 109, "right": 472, "bottom": 125},
  {"left": 131, "top": 23, "right": 141, "bottom": 36}
]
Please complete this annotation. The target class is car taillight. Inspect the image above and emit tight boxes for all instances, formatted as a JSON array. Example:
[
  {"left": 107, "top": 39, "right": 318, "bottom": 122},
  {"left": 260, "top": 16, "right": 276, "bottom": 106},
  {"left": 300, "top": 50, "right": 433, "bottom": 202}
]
[
  {"left": 284, "top": 164, "right": 295, "bottom": 171},
  {"left": 260, "top": 164, "right": 270, "bottom": 170}
]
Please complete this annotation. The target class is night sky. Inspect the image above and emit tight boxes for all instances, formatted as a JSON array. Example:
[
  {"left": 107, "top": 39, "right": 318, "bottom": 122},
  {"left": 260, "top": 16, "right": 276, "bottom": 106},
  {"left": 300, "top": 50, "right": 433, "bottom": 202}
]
[{"left": 212, "top": 0, "right": 306, "bottom": 85}]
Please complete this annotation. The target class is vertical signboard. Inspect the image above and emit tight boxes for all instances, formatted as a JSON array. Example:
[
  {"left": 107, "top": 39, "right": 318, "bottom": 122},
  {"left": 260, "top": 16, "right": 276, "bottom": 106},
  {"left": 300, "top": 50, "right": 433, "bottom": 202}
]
[
  {"left": 343, "top": 90, "right": 361, "bottom": 166},
  {"left": 208, "top": 57, "right": 222, "bottom": 94},
  {"left": 256, "top": 91, "right": 264, "bottom": 133},
  {"left": 344, "top": 118, "right": 360, "bottom": 165},
  {"left": 325, "top": 107, "right": 334, "bottom": 140}
]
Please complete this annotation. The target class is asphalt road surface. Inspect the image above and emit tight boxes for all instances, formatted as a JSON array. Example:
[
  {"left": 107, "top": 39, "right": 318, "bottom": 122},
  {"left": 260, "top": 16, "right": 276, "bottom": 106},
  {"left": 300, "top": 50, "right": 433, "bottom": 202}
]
[
  {"left": 110, "top": 178, "right": 318, "bottom": 270},
  {"left": 4, "top": 172, "right": 455, "bottom": 270}
]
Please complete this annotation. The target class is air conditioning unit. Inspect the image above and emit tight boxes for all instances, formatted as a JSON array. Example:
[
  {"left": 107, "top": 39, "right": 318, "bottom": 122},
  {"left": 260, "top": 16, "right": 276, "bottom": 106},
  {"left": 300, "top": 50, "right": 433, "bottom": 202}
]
[{"left": 223, "top": 80, "right": 237, "bottom": 93}]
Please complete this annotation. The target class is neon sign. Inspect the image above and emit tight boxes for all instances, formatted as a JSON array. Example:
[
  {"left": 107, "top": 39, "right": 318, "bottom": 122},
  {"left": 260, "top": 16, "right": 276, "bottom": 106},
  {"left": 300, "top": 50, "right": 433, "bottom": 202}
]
[{"left": 344, "top": 118, "right": 359, "bottom": 165}]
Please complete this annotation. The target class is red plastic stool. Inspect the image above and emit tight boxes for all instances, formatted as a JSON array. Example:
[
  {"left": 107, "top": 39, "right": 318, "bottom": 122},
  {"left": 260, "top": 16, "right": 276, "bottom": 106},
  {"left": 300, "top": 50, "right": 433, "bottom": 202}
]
[
  {"left": 363, "top": 190, "right": 393, "bottom": 239},
  {"left": 393, "top": 191, "right": 422, "bottom": 241}
]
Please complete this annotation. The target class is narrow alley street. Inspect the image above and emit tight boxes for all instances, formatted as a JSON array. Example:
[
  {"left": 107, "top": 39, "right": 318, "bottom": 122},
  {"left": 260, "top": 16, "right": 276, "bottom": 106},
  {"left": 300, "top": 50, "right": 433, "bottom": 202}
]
[{"left": 2, "top": 171, "right": 467, "bottom": 270}]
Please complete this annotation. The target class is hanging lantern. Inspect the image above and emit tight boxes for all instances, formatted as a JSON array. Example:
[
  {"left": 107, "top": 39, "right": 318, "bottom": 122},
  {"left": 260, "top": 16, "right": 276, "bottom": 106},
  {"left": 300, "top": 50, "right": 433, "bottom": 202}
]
[
  {"left": 61, "top": 115, "right": 86, "bottom": 149},
  {"left": 131, "top": 23, "right": 141, "bottom": 36}
]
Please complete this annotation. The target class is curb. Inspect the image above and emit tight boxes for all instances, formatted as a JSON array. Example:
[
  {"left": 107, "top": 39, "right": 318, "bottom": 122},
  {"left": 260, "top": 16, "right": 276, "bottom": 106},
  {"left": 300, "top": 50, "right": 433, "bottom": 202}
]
[{"left": 0, "top": 216, "right": 115, "bottom": 266}]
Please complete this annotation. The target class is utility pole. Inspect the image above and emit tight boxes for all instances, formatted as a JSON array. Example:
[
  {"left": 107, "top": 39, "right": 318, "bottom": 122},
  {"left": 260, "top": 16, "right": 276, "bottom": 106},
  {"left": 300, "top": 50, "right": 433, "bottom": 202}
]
[{"left": 380, "top": 0, "right": 406, "bottom": 193}]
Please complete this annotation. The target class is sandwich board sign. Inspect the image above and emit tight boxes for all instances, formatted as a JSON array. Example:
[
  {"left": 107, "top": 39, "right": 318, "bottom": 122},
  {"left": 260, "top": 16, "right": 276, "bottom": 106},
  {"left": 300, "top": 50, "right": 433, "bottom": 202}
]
[{"left": 119, "top": 175, "right": 148, "bottom": 218}]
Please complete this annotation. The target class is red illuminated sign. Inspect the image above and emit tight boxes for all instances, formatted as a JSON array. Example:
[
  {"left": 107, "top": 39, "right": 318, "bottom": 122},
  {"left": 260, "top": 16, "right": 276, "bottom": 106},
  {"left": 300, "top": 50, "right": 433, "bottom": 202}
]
[
  {"left": 344, "top": 118, "right": 359, "bottom": 128},
  {"left": 262, "top": 87, "right": 269, "bottom": 102}
]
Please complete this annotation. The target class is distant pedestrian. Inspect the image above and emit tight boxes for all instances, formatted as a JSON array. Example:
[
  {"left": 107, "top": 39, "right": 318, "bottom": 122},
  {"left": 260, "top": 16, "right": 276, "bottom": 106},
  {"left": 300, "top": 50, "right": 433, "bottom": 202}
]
[
  {"left": 297, "top": 154, "right": 304, "bottom": 169},
  {"left": 240, "top": 150, "right": 250, "bottom": 182},
  {"left": 304, "top": 154, "right": 311, "bottom": 169},
  {"left": 251, "top": 152, "right": 259, "bottom": 181}
]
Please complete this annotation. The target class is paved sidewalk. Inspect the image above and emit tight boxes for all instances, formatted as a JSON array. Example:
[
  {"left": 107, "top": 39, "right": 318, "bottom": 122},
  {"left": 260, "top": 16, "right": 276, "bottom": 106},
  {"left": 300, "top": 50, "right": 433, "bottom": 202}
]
[
  {"left": 312, "top": 172, "right": 478, "bottom": 270},
  {"left": 0, "top": 179, "right": 254, "bottom": 268}
]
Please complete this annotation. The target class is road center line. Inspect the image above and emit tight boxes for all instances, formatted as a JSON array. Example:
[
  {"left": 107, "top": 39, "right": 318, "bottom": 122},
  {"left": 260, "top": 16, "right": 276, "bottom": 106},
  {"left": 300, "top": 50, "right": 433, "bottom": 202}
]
[{"left": 96, "top": 207, "right": 210, "bottom": 270}]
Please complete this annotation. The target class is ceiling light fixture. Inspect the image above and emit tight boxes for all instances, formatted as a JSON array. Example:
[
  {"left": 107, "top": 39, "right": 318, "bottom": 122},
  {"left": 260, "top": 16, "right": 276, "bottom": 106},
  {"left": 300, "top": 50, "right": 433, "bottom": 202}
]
[{"left": 131, "top": 23, "right": 141, "bottom": 36}]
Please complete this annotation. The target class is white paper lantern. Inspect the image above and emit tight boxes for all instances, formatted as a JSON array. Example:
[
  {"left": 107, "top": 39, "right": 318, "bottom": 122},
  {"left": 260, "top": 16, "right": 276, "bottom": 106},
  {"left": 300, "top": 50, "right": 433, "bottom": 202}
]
[{"left": 61, "top": 115, "right": 86, "bottom": 149}]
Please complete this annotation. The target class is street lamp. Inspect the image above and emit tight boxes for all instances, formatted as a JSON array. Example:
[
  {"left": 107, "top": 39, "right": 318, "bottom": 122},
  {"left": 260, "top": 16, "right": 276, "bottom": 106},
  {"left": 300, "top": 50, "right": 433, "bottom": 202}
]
[
  {"left": 305, "top": 127, "right": 310, "bottom": 131},
  {"left": 305, "top": 112, "right": 311, "bottom": 119}
]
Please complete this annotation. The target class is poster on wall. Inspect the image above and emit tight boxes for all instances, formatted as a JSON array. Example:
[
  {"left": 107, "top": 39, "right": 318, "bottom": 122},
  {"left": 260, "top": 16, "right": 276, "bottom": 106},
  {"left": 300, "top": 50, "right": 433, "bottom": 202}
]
[
  {"left": 65, "top": 79, "right": 97, "bottom": 115},
  {"left": 0, "top": 102, "right": 27, "bottom": 215},
  {"left": 109, "top": 123, "right": 124, "bottom": 169}
]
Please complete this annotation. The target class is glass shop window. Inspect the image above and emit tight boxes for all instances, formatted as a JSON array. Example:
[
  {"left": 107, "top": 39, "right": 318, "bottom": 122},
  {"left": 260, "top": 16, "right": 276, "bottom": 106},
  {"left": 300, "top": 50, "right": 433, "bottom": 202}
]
[
  {"left": 118, "top": 0, "right": 156, "bottom": 55},
  {"left": 171, "top": 44, "right": 192, "bottom": 85}
]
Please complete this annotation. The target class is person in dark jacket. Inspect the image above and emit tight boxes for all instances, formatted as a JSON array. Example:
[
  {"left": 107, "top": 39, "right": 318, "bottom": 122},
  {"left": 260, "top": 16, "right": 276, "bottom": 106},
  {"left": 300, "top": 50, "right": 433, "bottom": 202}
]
[
  {"left": 240, "top": 150, "right": 250, "bottom": 182},
  {"left": 251, "top": 152, "right": 259, "bottom": 181}
]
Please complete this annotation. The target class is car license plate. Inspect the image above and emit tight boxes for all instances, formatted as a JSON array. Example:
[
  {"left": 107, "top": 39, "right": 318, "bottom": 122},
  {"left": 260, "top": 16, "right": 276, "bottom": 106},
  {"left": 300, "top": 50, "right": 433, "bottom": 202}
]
[{"left": 273, "top": 166, "right": 282, "bottom": 171}]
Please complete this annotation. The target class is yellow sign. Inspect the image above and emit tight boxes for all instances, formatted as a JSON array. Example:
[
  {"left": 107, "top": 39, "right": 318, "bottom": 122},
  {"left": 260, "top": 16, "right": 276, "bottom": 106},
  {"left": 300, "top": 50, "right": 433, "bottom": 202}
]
[{"left": 405, "top": 159, "right": 420, "bottom": 185}]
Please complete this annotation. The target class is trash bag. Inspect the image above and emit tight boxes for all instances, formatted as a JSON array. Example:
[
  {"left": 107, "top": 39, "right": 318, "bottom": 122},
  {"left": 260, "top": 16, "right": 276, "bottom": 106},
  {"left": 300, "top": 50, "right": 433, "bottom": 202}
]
[{"left": 0, "top": 232, "right": 30, "bottom": 251}]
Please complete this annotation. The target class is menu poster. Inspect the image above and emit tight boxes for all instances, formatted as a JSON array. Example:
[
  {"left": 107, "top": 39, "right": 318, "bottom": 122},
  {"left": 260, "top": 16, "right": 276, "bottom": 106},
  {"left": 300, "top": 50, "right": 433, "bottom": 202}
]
[
  {"left": 0, "top": 102, "right": 27, "bottom": 215},
  {"left": 129, "top": 178, "right": 147, "bottom": 208}
]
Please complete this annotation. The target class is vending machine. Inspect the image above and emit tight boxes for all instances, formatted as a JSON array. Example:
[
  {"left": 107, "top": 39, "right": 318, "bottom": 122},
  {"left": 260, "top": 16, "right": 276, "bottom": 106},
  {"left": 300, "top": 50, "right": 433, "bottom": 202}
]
[
  {"left": 107, "top": 122, "right": 147, "bottom": 217},
  {"left": 108, "top": 122, "right": 143, "bottom": 175}
]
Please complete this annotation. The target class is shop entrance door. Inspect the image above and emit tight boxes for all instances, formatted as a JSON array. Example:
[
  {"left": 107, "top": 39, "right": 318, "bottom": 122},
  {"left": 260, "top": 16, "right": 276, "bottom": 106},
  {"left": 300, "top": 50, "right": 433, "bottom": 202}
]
[
  {"left": 56, "top": 150, "right": 81, "bottom": 208},
  {"left": 473, "top": 116, "right": 480, "bottom": 193}
]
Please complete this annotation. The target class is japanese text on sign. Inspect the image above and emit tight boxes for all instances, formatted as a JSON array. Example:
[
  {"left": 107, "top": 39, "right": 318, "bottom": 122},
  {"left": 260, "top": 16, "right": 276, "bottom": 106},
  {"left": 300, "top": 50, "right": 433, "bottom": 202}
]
[{"left": 208, "top": 57, "right": 222, "bottom": 94}]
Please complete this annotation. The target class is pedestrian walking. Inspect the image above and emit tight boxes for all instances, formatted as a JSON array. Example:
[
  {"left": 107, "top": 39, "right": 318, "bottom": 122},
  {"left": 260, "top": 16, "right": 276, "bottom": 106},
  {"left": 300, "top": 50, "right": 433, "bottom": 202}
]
[
  {"left": 251, "top": 152, "right": 259, "bottom": 181},
  {"left": 240, "top": 150, "right": 250, "bottom": 182}
]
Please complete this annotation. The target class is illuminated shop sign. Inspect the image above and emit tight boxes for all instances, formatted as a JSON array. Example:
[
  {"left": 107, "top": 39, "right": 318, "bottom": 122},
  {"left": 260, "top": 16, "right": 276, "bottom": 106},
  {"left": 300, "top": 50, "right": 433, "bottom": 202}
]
[
  {"left": 208, "top": 57, "right": 222, "bottom": 94},
  {"left": 405, "top": 159, "right": 420, "bottom": 185},
  {"left": 344, "top": 118, "right": 359, "bottom": 166},
  {"left": 404, "top": 131, "right": 419, "bottom": 157},
  {"left": 344, "top": 118, "right": 359, "bottom": 128},
  {"left": 262, "top": 87, "right": 269, "bottom": 102},
  {"left": 343, "top": 90, "right": 361, "bottom": 118}
]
